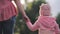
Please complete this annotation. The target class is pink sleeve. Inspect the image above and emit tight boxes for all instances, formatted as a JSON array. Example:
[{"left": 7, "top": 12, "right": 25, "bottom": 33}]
[
  {"left": 54, "top": 21, "right": 60, "bottom": 34},
  {"left": 26, "top": 17, "right": 40, "bottom": 31}
]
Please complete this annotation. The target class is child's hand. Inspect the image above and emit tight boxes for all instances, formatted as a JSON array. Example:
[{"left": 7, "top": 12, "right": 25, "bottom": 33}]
[{"left": 23, "top": 15, "right": 30, "bottom": 22}]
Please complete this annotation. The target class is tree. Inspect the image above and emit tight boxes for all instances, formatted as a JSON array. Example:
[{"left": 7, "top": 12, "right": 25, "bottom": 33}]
[
  {"left": 15, "top": 0, "right": 46, "bottom": 34},
  {"left": 56, "top": 13, "right": 60, "bottom": 28},
  {"left": 56, "top": 13, "right": 60, "bottom": 24}
]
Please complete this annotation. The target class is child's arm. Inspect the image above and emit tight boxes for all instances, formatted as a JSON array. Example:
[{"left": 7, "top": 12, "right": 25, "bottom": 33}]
[
  {"left": 24, "top": 16, "right": 40, "bottom": 31},
  {"left": 26, "top": 19, "right": 40, "bottom": 31}
]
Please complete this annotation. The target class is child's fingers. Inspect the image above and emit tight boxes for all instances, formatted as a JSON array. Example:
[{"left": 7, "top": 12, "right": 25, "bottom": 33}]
[
  {"left": 23, "top": 16, "right": 28, "bottom": 20},
  {"left": 23, "top": 16, "right": 30, "bottom": 22}
]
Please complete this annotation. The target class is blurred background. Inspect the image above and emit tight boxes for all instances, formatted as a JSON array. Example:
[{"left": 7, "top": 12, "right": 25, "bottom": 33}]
[{"left": 12, "top": 0, "right": 60, "bottom": 34}]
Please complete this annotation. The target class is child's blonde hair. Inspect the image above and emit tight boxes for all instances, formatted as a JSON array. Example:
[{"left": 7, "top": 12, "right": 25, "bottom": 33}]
[{"left": 39, "top": 3, "right": 50, "bottom": 16}]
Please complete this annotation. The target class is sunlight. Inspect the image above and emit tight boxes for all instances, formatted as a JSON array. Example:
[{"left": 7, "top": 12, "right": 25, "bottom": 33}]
[
  {"left": 21, "top": 0, "right": 25, "bottom": 4},
  {"left": 27, "top": 0, "right": 34, "bottom": 2}
]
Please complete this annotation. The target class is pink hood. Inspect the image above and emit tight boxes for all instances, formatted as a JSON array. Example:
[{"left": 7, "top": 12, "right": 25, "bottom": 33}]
[{"left": 38, "top": 16, "right": 56, "bottom": 30}]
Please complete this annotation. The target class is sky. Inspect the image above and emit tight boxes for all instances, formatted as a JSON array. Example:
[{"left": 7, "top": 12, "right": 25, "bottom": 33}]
[
  {"left": 46, "top": 0, "right": 60, "bottom": 17},
  {"left": 20, "top": 0, "right": 33, "bottom": 4},
  {"left": 21, "top": 0, "right": 25, "bottom": 4}
]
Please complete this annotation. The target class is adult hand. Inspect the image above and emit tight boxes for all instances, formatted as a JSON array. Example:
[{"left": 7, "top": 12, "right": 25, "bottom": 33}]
[{"left": 23, "top": 15, "right": 30, "bottom": 22}]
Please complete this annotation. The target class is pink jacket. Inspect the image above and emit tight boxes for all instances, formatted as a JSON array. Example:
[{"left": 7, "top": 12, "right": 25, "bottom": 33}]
[{"left": 26, "top": 16, "right": 60, "bottom": 34}]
